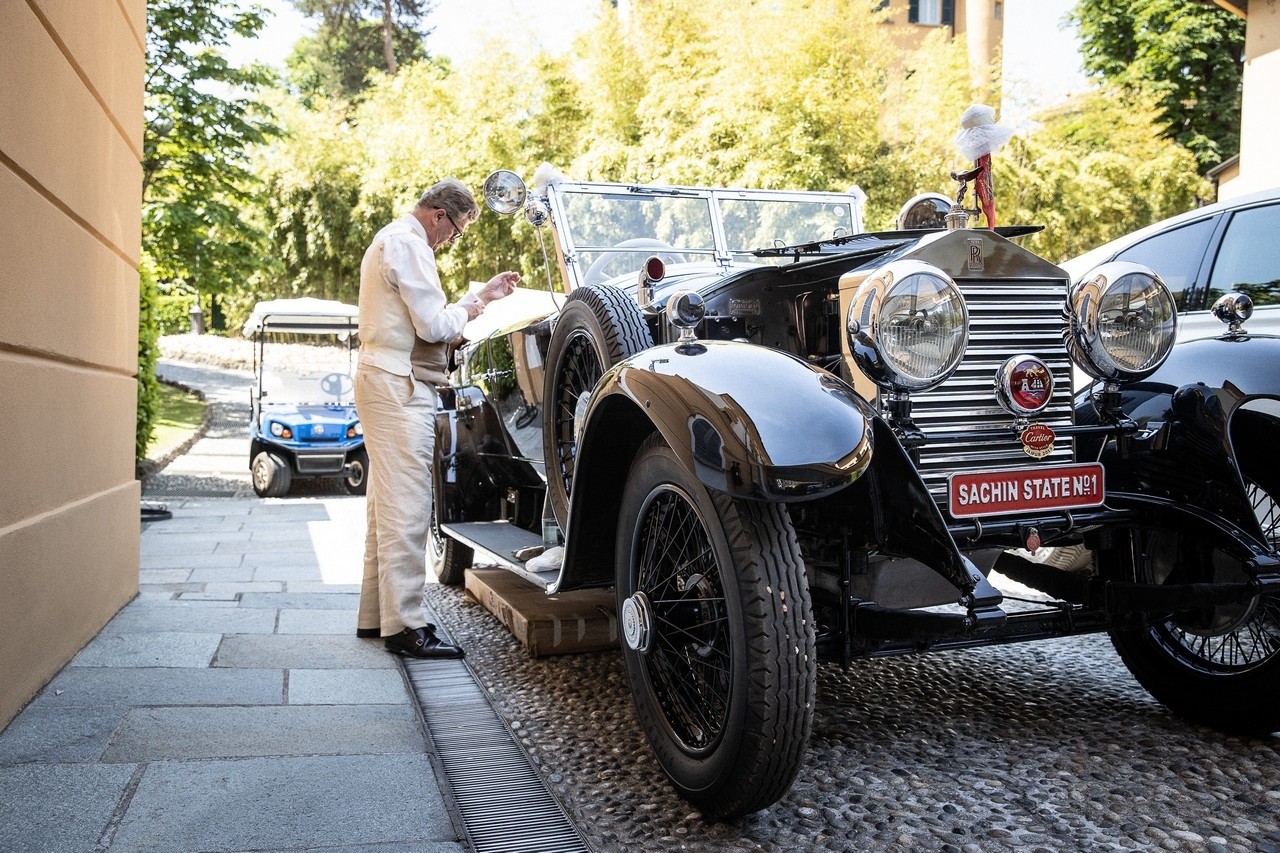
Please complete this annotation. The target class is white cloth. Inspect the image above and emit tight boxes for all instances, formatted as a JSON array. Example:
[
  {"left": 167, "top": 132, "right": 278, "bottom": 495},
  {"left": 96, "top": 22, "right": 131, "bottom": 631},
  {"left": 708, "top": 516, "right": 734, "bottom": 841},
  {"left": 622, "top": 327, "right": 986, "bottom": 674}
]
[
  {"left": 357, "top": 214, "right": 482, "bottom": 378},
  {"left": 356, "top": 363, "right": 437, "bottom": 635}
]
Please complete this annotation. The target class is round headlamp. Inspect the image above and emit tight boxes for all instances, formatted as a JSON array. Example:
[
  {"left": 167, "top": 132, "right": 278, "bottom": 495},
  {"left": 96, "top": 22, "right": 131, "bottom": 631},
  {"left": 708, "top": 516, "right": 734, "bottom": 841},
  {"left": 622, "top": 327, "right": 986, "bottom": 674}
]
[
  {"left": 846, "top": 260, "right": 969, "bottom": 392},
  {"left": 1066, "top": 262, "right": 1177, "bottom": 383}
]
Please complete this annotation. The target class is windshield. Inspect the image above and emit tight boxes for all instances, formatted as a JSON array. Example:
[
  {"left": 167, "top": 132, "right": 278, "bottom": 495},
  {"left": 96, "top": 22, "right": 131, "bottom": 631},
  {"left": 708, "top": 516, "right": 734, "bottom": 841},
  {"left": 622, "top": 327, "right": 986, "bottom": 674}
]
[
  {"left": 258, "top": 339, "right": 356, "bottom": 406},
  {"left": 549, "top": 182, "right": 861, "bottom": 287}
]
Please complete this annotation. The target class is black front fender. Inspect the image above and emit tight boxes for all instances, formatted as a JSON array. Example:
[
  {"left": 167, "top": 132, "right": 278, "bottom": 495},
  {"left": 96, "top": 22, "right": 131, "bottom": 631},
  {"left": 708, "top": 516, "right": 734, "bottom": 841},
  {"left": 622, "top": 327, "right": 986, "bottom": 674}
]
[{"left": 554, "top": 341, "right": 875, "bottom": 591}]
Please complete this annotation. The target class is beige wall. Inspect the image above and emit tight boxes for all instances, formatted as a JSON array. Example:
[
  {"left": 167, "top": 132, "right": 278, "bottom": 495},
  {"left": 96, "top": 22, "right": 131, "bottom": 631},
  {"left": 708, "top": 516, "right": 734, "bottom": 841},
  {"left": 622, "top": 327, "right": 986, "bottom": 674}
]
[
  {"left": 879, "top": 0, "right": 1004, "bottom": 102},
  {"left": 0, "top": 0, "right": 145, "bottom": 727},
  {"left": 1220, "top": 0, "right": 1280, "bottom": 199}
]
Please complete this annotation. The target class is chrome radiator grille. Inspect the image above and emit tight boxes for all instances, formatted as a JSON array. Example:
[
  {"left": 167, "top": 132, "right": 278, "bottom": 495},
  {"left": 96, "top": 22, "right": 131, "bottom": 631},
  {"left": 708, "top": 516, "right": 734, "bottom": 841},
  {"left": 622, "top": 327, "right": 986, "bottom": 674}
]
[{"left": 902, "top": 278, "right": 1076, "bottom": 503}]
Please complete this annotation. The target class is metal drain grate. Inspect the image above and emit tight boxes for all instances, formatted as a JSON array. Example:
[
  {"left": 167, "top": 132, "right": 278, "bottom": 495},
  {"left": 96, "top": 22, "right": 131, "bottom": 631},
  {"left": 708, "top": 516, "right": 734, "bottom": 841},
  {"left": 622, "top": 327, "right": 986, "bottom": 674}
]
[{"left": 404, "top": 659, "right": 591, "bottom": 853}]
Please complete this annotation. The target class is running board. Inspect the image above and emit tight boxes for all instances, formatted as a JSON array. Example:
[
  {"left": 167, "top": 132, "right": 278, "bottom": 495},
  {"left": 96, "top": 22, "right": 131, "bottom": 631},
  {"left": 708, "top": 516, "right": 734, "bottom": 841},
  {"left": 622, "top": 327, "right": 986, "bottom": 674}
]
[{"left": 440, "top": 520, "right": 557, "bottom": 590}]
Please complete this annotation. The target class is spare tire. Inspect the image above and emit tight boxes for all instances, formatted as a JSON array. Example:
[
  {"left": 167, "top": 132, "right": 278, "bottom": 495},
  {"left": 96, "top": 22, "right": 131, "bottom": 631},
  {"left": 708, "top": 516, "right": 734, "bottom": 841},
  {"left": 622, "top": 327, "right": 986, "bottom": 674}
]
[{"left": 542, "top": 284, "right": 652, "bottom": 528}]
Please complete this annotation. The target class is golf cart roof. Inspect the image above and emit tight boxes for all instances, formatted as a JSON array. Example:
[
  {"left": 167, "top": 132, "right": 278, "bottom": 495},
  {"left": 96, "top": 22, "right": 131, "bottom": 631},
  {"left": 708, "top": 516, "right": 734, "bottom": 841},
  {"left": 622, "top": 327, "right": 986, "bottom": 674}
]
[{"left": 242, "top": 298, "right": 359, "bottom": 336}]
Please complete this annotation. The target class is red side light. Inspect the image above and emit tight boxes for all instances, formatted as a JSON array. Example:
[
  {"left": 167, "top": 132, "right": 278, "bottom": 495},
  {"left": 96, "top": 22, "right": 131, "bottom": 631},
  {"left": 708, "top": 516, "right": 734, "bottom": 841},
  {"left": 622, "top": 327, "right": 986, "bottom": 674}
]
[{"left": 644, "top": 255, "right": 665, "bottom": 282}]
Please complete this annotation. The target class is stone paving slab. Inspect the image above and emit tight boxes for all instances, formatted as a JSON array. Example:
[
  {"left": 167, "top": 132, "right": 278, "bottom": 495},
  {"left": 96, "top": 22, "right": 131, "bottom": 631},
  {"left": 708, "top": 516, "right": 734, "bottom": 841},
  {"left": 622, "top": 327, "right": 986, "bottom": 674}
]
[
  {"left": 134, "top": 592, "right": 239, "bottom": 607},
  {"left": 288, "top": 668, "right": 410, "bottom": 705},
  {"left": 238, "top": 591, "right": 362, "bottom": 610},
  {"left": 214, "top": 537, "right": 322, "bottom": 555},
  {"left": 286, "top": 581, "right": 361, "bottom": 594},
  {"left": 71, "top": 632, "right": 222, "bottom": 668},
  {"left": 138, "top": 568, "right": 194, "bottom": 584},
  {"left": 188, "top": 565, "right": 257, "bottom": 582},
  {"left": 0, "top": 705, "right": 126, "bottom": 763},
  {"left": 203, "top": 581, "right": 284, "bottom": 594},
  {"left": 102, "top": 603, "right": 278, "bottom": 635},
  {"left": 37, "top": 667, "right": 284, "bottom": 708},
  {"left": 251, "top": 563, "right": 326, "bottom": 581},
  {"left": 141, "top": 552, "right": 245, "bottom": 570},
  {"left": 214, "top": 634, "right": 396, "bottom": 669},
  {"left": 110, "top": 754, "right": 461, "bottom": 853},
  {"left": 102, "top": 705, "right": 424, "bottom": 762},
  {"left": 276, "top": 608, "right": 361, "bottom": 635},
  {"left": 0, "top": 763, "right": 137, "bottom": 852}
]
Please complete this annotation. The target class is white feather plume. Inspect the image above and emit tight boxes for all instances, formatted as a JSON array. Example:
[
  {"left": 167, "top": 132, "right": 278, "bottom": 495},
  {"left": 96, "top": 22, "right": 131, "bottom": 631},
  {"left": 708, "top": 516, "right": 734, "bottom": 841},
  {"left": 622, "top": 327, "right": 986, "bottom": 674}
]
[
  {"left": 532, "top": 162, "right": 569, "bottom": 192},
  {"left": 955, "top": 104, "right": 1014, "bottom": 162}
]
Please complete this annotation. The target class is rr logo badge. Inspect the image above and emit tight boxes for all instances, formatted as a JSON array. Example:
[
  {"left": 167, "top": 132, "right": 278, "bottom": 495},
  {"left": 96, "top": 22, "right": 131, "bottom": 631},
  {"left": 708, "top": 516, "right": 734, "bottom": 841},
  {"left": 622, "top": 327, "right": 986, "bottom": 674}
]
[{"left": 967, "top": 238, "right": 984, "bottom": 271}]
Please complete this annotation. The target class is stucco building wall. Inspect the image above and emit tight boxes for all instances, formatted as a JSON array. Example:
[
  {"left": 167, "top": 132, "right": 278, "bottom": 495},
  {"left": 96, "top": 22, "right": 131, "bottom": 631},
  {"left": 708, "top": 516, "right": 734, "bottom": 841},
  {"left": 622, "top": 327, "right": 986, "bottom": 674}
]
[{"left": 0, "top": 0, "right": 145, "bottom": 727}]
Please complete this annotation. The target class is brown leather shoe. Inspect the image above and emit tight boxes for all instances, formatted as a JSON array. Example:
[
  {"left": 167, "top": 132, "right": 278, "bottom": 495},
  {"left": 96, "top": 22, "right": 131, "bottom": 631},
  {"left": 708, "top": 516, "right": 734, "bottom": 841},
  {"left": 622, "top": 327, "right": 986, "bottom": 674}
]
[
  {"left": 384, "top": 625, "right": 464, "bottom": 659},
  {"left": 355, "top": 627, "right": 380, "bottom": 639}
]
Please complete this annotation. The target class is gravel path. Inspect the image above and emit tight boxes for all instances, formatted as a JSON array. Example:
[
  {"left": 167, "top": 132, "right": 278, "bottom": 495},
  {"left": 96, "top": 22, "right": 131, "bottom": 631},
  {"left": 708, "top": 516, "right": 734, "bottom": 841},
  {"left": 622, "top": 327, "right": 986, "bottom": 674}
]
[{"left": 158, "top": 336, "right": 1280, "bottom": 853}]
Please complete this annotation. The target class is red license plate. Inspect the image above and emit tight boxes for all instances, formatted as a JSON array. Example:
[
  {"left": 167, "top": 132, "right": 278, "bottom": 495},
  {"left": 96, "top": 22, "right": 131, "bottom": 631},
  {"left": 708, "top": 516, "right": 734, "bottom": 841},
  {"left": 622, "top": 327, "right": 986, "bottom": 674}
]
[{"left": 948, "top": 463, "right": 1105, "bottom": 518}]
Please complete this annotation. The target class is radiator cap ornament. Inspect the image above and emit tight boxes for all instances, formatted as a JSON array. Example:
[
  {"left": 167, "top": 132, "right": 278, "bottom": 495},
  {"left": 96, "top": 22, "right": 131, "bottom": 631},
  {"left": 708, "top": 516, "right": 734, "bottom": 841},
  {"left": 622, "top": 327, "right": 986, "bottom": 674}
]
[{"left": 1020, "top": 423, "right": 1055, "bottom": 459}]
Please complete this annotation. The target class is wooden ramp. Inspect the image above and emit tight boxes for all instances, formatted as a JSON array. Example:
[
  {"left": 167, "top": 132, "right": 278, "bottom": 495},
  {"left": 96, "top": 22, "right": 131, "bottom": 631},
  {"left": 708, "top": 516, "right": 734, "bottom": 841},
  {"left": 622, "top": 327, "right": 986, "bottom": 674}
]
[{"left": 464, "top": 568, "right": 619, "bottom": 657}]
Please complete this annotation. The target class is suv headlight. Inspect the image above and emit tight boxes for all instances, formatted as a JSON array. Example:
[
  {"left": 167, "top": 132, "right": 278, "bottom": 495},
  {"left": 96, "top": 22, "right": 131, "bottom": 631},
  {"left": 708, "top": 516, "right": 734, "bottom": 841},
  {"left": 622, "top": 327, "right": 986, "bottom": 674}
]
[
  {"left": 1066, "top": 262, "right": 1177, "bottom": 383},
  {"left": 846, "top": 260, "right": 969, "bottom": 392}
]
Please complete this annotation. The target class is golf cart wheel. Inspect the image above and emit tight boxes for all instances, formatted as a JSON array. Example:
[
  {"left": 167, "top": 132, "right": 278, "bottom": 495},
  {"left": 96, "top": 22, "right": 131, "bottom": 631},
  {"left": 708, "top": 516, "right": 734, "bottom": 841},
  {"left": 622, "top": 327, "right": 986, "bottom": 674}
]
[
  {"left": 543, "top": 284, "right": 652, "bottom": 529},
  {"left": 251, "top": 451, "right": 292, "bottom": 498},
  {"left": 615, "top": 435, "right": 816, "bottom": 818},
  {"left": 344, "top": 447, "right": 368, "bottom": 496}
]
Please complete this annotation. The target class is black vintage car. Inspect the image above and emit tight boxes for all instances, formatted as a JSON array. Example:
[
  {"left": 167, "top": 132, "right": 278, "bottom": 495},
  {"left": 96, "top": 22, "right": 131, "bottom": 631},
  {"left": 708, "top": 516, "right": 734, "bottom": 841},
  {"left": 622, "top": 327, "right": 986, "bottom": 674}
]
[{"left": 428, "top": 167, "right": 1280, "bottom": 819}]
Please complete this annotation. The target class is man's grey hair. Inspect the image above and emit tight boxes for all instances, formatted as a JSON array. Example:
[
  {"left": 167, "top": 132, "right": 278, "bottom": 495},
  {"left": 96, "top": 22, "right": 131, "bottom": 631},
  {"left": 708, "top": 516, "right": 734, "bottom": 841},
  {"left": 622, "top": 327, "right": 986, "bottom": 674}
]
[{"left": 416, "top": 178, "right": 480, "bottom": 224}]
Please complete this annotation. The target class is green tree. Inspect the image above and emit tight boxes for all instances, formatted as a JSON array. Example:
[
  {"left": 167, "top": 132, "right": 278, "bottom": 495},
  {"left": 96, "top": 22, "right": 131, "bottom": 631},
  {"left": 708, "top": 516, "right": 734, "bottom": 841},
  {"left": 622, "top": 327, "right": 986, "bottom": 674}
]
[
  {"left": 144, "top": 0, "right": 282, "bottom": 323},
  {"left": 998, "top": 88, "right": 1210, "bottom": 263},
  {"left": 289, "top": 0, "right": 434, "bottom": 96},
  {"left": 1069, "top": 0, "right": 1244, "bottom": 170}
]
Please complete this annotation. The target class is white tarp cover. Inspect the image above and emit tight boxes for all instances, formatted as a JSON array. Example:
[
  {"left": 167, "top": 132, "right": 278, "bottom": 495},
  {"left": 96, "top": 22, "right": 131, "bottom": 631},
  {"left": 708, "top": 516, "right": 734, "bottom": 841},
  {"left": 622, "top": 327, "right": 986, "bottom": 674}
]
[{"left": 242, "top": 297, "right": 359, "bottom": 336}]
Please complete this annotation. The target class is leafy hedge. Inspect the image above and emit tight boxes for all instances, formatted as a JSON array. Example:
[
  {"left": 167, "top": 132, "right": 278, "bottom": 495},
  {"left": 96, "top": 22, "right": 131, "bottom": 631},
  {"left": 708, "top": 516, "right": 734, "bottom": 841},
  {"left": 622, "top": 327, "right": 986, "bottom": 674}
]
[{"left": 137, "top": 257, "right": 161, "bottom": 464}]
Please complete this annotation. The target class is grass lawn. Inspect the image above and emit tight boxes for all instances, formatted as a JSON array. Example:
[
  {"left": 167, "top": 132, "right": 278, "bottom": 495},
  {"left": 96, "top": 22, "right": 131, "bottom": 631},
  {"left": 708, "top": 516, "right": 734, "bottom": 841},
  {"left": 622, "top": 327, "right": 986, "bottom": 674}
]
[{"left": 147, "top": 382, "right": 207, "bottom": 460}]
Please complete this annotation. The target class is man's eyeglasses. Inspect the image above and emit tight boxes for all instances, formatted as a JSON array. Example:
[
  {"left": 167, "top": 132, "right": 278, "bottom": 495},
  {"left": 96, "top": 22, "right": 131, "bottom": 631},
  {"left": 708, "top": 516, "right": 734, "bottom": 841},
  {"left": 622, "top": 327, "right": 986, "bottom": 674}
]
[{"left": 443, "top": 211, "right": 464, "bottom": 242}]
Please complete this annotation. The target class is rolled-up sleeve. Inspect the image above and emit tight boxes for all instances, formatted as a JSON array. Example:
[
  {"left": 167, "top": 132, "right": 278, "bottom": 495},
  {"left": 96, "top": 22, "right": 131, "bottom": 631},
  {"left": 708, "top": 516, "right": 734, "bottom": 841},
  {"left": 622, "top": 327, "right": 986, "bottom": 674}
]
[{"left": 381, "top": 233, "right": 480, "bottom": 342}]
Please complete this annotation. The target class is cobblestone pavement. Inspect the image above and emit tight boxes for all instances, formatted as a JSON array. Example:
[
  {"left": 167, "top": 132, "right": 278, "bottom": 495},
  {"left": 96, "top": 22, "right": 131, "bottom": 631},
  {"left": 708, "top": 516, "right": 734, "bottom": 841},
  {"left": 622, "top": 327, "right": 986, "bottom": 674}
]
[
  {"left": 425, "top": 577, "right": 1280, "bottom": 853},
  {"left": 155, "top": 341, "right": 1280, "bottom": 853}
]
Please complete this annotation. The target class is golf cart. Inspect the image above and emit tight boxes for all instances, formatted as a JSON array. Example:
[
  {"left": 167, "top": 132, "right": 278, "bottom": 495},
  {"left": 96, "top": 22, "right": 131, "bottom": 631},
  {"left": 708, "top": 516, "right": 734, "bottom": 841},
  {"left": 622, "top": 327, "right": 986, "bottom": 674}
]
[{"left": 242, "top": 298, "right": 366, "bottom": 498}]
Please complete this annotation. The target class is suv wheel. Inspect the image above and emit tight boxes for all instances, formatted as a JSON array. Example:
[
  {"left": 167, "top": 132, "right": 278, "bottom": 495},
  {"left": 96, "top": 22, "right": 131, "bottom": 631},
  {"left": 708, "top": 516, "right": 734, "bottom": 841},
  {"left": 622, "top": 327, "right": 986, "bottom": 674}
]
[{"left": 615, "top": 436, "right": 815, "bottom": 818}]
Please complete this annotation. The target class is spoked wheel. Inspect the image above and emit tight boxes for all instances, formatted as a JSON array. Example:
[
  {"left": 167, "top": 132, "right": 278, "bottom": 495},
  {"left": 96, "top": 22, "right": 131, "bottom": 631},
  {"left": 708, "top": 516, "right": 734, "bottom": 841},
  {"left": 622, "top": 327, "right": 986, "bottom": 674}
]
[
  {"left": 1109, "top": 445, "right": 1280, "bottom": 735},
  {"left": 616, "top": 436, "right": 815, "bottom": 819},
  {"left": 543, "top": 284, "right": 651, "bottom": 528}
]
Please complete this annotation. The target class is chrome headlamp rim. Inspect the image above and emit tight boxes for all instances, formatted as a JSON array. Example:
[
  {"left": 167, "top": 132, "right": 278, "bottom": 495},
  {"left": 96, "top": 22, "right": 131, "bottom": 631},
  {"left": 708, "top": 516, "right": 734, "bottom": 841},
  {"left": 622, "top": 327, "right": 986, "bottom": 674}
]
[
  {"left": 1066, "top": 261, "right": 1178, "bottom": 384},
  {"left": 845, "top": 259, "right": 969, "bottom": 393},
  {"left": 482, "top": 169, "right": 527, "bottom": 216}
]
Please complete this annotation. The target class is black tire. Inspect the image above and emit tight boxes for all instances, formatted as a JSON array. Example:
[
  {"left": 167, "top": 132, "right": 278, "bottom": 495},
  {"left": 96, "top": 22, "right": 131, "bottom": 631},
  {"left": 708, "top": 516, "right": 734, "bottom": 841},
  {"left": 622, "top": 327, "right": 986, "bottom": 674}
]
[
  {"left": 251, "top": 451, "right": 292, "bottom": 498},
  {"left": 344, "top": 447, "right": 369, "bottom": 496},
  {"left": 615, "top": 436, "right": 816, "bottom": 818},
  {"left": 543, "top": 284, "right": 652, "bottom": 528},
  {"left": 428, "top": 501, "right": 473, "bottom": 586},
  {"left": 1108, "top": 437, "right": 1280, "bottom": 734}
]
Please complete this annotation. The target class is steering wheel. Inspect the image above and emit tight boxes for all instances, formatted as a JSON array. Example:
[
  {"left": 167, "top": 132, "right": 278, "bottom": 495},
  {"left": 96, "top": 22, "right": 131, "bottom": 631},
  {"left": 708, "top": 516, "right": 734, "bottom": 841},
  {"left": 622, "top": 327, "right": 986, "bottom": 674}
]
[
  {"left": 320, "top": 372, "right": 354, "bottom": 397},
  {"left": 582, "top": 238, "right": 689, "bottom": 286}
]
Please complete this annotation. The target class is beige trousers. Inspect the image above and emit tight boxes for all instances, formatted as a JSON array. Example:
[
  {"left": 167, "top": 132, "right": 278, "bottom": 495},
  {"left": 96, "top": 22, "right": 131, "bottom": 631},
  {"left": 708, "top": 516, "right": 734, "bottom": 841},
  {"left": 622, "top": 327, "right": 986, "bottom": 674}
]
[{"left": 354, "top": 363, "right": 437, "bottom": 636}]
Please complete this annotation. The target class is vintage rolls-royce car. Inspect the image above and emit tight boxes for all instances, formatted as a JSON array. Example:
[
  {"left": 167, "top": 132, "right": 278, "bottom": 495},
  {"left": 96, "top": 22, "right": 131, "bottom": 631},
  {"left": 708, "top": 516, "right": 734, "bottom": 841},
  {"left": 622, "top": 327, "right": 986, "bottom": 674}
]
[{"left": 428, "top": 166, "right": 1279, "bottom": 819}]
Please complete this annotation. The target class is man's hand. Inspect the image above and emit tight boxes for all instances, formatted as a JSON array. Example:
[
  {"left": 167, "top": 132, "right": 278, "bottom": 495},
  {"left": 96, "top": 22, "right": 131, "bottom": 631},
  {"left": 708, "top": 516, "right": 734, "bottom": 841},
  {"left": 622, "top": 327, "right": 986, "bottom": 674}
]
[{"left": 478, "top": 270, "right": 521, "bottom": 305}]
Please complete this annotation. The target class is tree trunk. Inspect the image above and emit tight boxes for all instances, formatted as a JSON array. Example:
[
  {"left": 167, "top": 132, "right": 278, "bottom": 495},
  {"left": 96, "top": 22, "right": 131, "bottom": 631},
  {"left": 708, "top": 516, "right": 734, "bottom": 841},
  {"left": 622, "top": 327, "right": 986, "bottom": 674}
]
[{"left": 382, "top": 0, "right": 398, "bottom": 75}]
